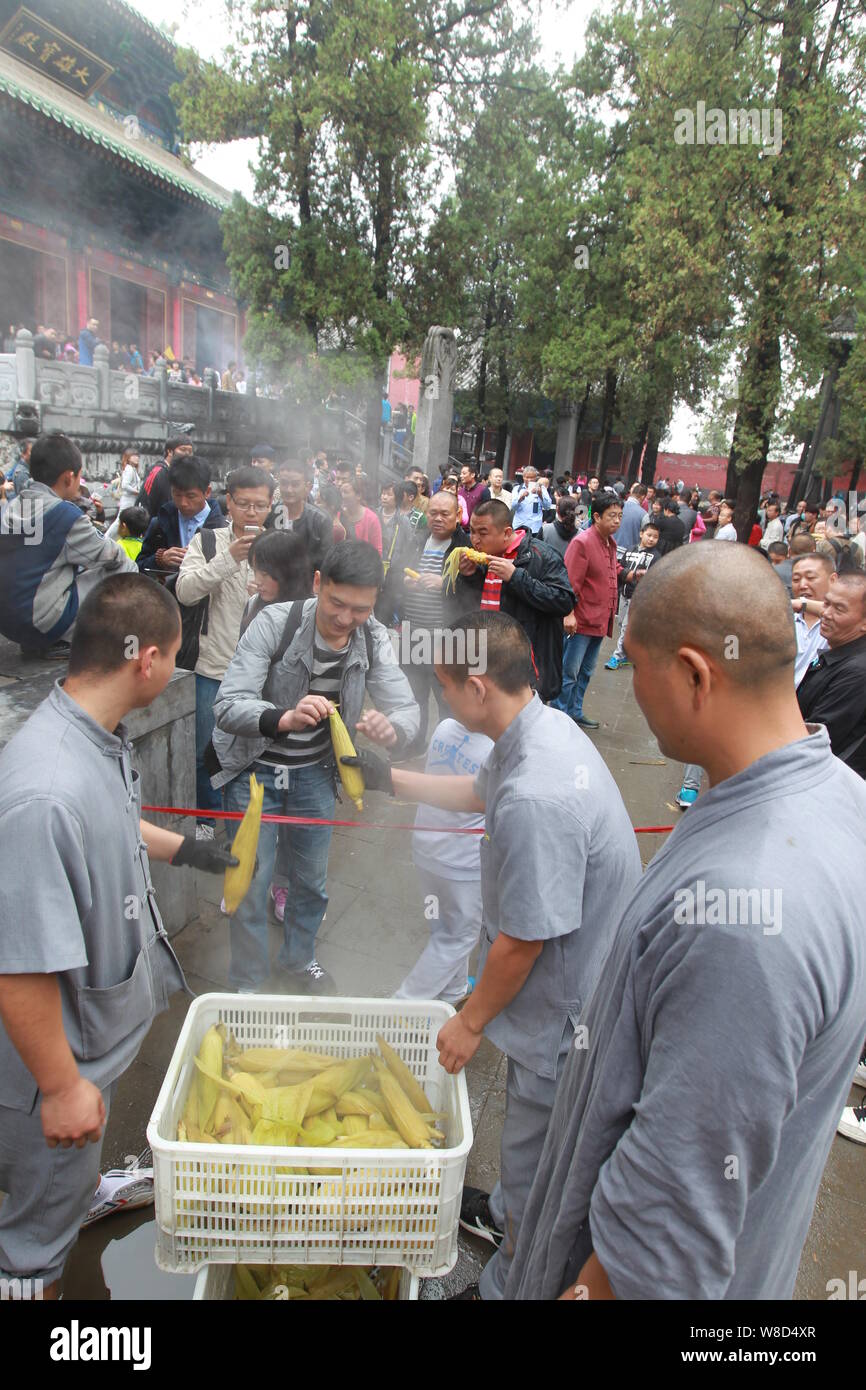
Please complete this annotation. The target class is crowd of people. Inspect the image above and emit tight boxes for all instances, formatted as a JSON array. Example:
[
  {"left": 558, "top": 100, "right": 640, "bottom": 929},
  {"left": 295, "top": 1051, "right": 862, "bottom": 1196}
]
[
  {"left": 0, "top": 427, "right": 864, "bottom": 1303},
  {"left": 3, "top": 319, "right": 238, "bottom": 388}
]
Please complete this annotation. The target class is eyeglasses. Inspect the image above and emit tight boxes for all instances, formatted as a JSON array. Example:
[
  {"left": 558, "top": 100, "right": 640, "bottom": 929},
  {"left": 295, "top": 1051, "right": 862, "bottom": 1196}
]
[{"left": 233, "top": 500, "right": 271, "bottom": 513}]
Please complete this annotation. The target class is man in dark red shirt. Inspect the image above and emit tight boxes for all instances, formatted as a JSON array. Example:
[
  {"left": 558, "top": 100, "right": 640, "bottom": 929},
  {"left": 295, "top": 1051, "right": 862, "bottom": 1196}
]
[
  {"left": 553, "top": 491, "right": 622, "bottom": 728},
  {"left": 459, "top": 462, "right": 491, "bottom": 521}
]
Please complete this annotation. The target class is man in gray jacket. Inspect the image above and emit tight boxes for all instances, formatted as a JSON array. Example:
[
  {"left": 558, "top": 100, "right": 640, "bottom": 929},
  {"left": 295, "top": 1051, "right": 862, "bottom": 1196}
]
[{"left": 212, "top": 540, "right": 419, "bottom": 994}]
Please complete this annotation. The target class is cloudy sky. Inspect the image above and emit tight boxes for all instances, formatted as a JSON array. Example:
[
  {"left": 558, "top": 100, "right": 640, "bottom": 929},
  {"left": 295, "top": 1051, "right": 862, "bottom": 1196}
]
[{"left": 140, "top": 0, "right": 700, "bottom": 449}]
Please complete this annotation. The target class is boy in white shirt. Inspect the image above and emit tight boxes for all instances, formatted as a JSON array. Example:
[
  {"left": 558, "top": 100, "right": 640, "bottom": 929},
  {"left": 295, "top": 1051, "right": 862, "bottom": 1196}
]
[{"left": 394, "top": 718, "right": 492, "bottom": 1003}]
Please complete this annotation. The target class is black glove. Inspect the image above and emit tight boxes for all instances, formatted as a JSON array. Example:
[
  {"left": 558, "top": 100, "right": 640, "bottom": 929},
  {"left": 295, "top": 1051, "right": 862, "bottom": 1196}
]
[
  {"left": 172, "top": 836, "right": 239, "bottom": 874},
  {"left": 340, "top": 749, "right": 394, "bottom": 795}
]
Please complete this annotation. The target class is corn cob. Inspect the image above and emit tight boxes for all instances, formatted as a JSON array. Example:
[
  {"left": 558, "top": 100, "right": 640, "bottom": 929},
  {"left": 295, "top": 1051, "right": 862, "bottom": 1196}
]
[
  {"left": 230, "top": 1047, "right": 334, "bottom": 1074},
  {"left": 342, "top": 1114, "right": 370, "bottom": 1135},
  {"left": 329, "top": 707, "right": 364, "bottom": 811},
  {"left": 403, "top": 567, "right": 420, "bottom": 579},
  {"left": 373, "top": 1062, "right": 433, "bottom": 1148},
  {"left": 223, "top": 773, "right": 264, "bottom": 913},
  {"left": 376, "top": 1034, "right": 432, "bottom": 1112},
  {"left": 194, "top": 1025, "right": 224, "bottom": 1132},
  {"left": 335, "top": 1089, "right": 388, "bottom": 1118},
  {"left": 442, "top": 546, "right": 489, "bottom": 593}
]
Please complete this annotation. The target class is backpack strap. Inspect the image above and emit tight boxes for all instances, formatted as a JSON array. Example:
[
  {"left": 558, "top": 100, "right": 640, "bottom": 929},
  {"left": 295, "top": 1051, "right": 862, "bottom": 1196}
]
[
  {"left": 200, "top": 527, "right": 217, "bottom": 562},
  {"left": 271, "top": 599, "right": 306, "bottom": 669},
  {"left": 269, "top": 600, "right": 375, "bottom": 672}
]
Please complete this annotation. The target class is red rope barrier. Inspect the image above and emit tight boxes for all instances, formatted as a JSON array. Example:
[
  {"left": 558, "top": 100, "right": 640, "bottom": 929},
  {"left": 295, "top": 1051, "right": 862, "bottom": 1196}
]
[{"left": 142, "top": 805, "right": 675, "bottom": 835}]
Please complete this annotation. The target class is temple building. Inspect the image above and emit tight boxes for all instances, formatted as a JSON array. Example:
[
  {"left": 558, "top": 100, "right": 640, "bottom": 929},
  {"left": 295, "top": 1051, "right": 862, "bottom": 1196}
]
[{"left": 0, "top": 0, "right": 242, "bottom": 373}]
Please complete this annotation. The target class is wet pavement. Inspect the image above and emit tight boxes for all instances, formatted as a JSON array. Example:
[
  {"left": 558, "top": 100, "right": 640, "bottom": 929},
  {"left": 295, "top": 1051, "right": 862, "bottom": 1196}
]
[{"left": 9, "top": 633, "right": 866, "bottom": 1299}]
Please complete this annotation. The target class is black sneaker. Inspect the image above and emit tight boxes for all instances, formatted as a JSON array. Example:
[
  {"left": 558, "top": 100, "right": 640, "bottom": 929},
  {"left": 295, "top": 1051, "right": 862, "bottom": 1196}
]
[
  {"left": 459, "top": 1186, "right": 504, "bottom": 1248},
  {"left": 279, "top": 959, "right": 336, "bottom": 996}
]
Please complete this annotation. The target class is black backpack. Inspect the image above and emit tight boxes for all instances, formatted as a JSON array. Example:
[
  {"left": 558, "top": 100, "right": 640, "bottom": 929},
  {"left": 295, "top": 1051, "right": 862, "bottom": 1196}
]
[{"left": 166, "top": 527, "right": 218, "bottom": 670}]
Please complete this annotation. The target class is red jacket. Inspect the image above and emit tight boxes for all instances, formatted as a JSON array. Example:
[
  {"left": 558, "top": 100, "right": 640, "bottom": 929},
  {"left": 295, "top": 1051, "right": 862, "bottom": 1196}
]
[{"left": 564, "top": 525, "right": 621, "bottom": 637}]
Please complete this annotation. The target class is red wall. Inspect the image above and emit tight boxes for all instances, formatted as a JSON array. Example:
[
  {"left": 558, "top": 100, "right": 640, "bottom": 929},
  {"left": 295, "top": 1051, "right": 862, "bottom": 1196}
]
[{"left": 654, "top": 452, "right": 854, "bottom": 496}]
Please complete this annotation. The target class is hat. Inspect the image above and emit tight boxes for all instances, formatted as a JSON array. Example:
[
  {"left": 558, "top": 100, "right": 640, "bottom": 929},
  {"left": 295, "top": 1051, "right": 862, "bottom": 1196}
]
[{"left": 251, "top": 444, "right": 275, "bottom": 460}]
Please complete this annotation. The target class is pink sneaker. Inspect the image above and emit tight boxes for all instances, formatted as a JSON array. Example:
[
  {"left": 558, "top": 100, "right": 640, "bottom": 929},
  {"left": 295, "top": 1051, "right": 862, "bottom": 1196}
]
[{"left": 270, "top": 885, "right": 287, "bottom": 923}]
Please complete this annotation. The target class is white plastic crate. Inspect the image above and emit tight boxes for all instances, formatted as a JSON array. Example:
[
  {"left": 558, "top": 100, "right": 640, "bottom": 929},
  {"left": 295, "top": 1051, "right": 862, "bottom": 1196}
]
[
  {"left": 193, "top": 1263, "right": 419, "bottom": 1300},
  {"left": 148, "top": 994, "right": 472, "bottom": 1277}
]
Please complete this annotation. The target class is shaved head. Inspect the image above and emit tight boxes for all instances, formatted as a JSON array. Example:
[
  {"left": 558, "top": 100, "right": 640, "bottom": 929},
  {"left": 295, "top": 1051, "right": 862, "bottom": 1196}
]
[
  {"left": 628, "top": 542, "right": 796, "bottom": 686},
  {"left": 833, "top": 571, "right": 866, "bottom": 609}
]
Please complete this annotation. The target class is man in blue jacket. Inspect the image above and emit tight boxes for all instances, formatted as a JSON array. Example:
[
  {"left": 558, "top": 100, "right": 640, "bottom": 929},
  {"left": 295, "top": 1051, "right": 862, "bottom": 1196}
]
[
  {"left": 0, "top": 432, "right": 136, "bottom": 656},
  {"left": 137, "top": 455, "right": 226, "bottom": 573}
]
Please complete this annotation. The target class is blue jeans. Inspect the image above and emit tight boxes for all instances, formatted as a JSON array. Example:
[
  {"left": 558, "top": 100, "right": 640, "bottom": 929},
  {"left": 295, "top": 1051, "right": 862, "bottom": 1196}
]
[
  {"left": 552, "top": 632, "right": 603, "bottom": 721},
  {"left": 195, "top": 674, "right": 223, "bottom": 823},
  {"left": 222, "top": 760, "right": 336, "bottom": 990}
]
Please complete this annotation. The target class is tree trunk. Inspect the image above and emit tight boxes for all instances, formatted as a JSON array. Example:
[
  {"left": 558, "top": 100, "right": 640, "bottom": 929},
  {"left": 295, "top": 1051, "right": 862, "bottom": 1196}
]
[
  {"left": 595, "top": 369, "right": 617, "bottom": 482},
  {"left": 364, "top": 375, "right": 384, "bottom": 487},
  {"left": 627, "top": 420, "right": 648, "bottom": 487},
  {"left": 495, "top": 420, "right": 508, "bottom": 468},
  {"left": 641, "top": 424, "right": 661, "bottom": 486},
  {"left": 787, "top": 434, "right": 812, "bottom": 509},
  {"left": 729, "top": 332, "right": 782, "bottom": 539}
]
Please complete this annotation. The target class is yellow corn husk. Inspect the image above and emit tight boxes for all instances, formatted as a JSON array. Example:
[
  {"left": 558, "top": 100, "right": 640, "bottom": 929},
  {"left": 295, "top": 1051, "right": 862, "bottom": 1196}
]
[
  {"left": 231, "top": 1047, "right": 334, "bottom": 1074},
  {"left": 373, "top": 1064, "right": 433, "bottom": 1148},
  {"left": 329, "top": 707, "right": 364, "bottom": 811},
  {"left": 194, "top": 1025, "right": 224, "bottom": 1132},
  {"left": 442, "top": 546, "right": 489, "bottom": 593},
  {"left": 260, "top": 1078, "right": 314, "bottom": 1127},
  {"left": 384, "top": 1267, "right": 401, "bottom": 1301},
  {"left": 207, "top": 1092, "right": 234, "bottom": 1138},
  {"left": 223, "top": 773, "right": 264, "bottom": 913},
  {"left": 326, "top": 1130, "right": 407, "bottom": 1148},
  {"left": 376, "top": 1034, "right": 431, "bottom": 1113},
  {"left": 343, "top": 1114, "right": 369, "bottom": 1136},
  {"left": 335, "top": 1089, "right": 387, "bottom": 1118},
  {"left": 301, "top": 1114, "right": 338, "bottom": 1143},
  {"left": 403, "top": 567, "right": 420, "bottom": 579},
  {"left": 306, "top": 1057, "right": 370, "bottom": 1114},
  {"left": 249, "top": 1117, "right": 303, "bottom": 1147},
  {"left": 368, "top": 1110, "right": 388, "bottom": 1130}
]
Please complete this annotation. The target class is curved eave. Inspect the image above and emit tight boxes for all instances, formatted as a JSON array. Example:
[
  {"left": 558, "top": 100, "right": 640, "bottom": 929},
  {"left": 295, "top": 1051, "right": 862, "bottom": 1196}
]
[
  {"left": 0, "top": 73, "right": 230, "bottom": 213},
  {"left": 101, "top": 0, "right": 176, "bottom": 56}
]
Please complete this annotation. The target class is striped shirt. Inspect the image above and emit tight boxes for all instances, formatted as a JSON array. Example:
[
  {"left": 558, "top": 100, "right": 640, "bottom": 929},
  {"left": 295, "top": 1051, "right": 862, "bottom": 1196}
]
[
  {"left": 402, "top": 536, "right": 449, "bottom": 627},
  {"left": 258, "top": 638, "right": 349, "bottom": 769}
]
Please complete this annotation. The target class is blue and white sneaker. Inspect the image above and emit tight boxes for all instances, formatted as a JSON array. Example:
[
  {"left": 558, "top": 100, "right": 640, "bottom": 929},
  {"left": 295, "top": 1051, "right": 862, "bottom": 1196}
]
[
  {"left": 604, "top": 655, "right": 629, "bottom": 670},
  {"left": 676, "top": 787, "right": 699, "bottom": 810}
]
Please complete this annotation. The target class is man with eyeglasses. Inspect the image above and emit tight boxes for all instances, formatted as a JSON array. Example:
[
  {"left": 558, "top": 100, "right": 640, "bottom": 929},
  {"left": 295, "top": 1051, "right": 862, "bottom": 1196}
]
[{"left": 175, "top": 467, "right": 275, "bottom": 837}]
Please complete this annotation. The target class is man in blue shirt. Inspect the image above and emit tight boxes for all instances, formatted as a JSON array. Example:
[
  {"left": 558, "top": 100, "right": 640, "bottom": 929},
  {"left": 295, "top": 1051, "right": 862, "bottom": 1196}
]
[
  {"left": 78, "top": 318, "right": 101, "bottom": 368},
  {"left": 613, "top": 483, "right": 646, "bottom": 549},
  {"left": 510, "top": 467, "right": 551, "bottom": 535}
]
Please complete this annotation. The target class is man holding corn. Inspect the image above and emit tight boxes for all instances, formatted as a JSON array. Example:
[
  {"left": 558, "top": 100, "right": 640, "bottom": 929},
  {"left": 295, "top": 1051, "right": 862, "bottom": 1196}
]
[
  {"left": 343, "top": 610, "right": 640, "bottom": 1300},
  {"left": 211, "top": 541, "right": 419, "bottom": 995}
]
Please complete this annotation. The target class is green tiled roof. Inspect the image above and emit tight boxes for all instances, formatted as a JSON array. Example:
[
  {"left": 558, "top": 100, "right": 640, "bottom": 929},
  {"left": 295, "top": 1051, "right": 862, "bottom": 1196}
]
[
  {"left": 0, "top": 65, "right": 229, "bottom": 211},
  {"left": 102, "top": 0, "right": 176, "bottom": 52}
]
